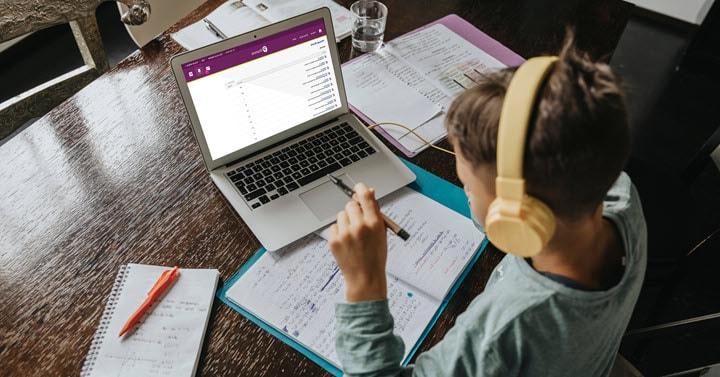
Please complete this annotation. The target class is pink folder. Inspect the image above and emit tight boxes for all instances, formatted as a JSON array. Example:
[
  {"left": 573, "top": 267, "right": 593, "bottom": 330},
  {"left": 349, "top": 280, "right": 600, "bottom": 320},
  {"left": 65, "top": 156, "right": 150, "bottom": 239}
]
[{"left": 342, "top": 14, "right": 525, "bottom": 157}]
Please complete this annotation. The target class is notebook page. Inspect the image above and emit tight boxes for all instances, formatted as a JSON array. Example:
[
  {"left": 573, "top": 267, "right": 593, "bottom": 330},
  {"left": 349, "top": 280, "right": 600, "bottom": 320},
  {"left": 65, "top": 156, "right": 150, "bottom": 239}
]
[
  {"left": 313, "top": 187, "right": 485, "bottom": 300},
  {"left": 380, "top": 188, "right": 484, "bottom": 300},
  {"left": 225, "top": 235, "right": 439, "bottom": 367},
  {"left": 86, "top": 265, "right": 219, "bottom": 377},
  {"left": 388, "top": 23, "right": 506, "bottom": 97},
  {"left": 342, "top": 53, "right": 442, "bottom": 132}
]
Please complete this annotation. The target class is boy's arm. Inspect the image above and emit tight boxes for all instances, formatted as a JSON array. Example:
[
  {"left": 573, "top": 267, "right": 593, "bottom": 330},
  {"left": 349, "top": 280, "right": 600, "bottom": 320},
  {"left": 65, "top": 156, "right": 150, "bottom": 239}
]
[{"left": 335, "top": 300, "right": 509, "bottom": 377}]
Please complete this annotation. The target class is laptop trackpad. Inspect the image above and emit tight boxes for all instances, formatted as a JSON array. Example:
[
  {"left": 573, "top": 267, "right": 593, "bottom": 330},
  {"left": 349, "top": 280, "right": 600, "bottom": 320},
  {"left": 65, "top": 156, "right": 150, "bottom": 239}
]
[{"left": 299, "top": 175, "right": 354, "bottom": 221}]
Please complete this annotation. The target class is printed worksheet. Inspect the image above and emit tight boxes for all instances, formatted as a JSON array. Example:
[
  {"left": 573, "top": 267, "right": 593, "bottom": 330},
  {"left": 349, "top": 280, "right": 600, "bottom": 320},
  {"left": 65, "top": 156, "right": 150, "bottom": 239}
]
[
  {"left": 342, "top": 23, "right": 507, "bottom": 154},
  {"left": 226, "top": 187, "right": 484, "bottom": 367}
]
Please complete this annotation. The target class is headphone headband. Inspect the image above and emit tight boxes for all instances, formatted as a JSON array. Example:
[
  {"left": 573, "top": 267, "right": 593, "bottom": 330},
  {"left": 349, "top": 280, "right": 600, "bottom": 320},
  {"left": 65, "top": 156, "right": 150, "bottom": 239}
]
[{"left": 496, "top": 57, "right": 558, "bottom": 181}]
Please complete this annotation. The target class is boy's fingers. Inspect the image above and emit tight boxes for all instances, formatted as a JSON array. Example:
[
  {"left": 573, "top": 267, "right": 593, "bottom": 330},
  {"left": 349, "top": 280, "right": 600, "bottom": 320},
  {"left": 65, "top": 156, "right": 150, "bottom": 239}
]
[
  {"left": 345, "top": 200, "right": 363, "bottom": 224},
  {"left": 354, "top": 183, "right": 381, "bottom": 220},
  {"left": 336, "top": 210, "right": 350, "bottom": 230}
]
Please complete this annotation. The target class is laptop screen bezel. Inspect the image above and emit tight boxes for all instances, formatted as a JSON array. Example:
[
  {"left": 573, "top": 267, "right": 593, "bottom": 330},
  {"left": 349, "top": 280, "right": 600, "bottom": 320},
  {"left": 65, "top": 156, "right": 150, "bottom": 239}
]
[{"left": 170, "top": 8, "right": 347, "bottom": 171}]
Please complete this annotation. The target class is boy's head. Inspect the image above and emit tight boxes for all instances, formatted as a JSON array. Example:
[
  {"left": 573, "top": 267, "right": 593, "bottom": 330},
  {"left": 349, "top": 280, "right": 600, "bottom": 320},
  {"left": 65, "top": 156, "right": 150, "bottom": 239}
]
[{"left": 446, "top": 36, "right": 629, "bottom": 230}]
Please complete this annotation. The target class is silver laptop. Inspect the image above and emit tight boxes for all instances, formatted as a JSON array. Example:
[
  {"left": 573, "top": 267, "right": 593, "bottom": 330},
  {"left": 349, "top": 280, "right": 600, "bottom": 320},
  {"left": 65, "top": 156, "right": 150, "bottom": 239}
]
[{"left": 171, "top": 8, "right": 415, "bottom": 250}]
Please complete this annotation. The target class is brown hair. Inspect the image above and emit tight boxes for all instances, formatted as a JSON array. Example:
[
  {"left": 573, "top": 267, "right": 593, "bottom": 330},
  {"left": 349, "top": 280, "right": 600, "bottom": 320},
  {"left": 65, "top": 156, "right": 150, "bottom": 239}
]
[{"left": 446, "top": 35, "right": 630, "bottom": 220}]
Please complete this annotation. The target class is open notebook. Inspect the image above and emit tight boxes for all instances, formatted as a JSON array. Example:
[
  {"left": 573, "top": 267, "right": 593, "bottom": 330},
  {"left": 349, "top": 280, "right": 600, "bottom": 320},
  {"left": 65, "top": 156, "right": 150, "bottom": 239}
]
[
  {"left": 81, "top": 264, "right": 220, "bottom": 377},
  {"left": 224, "top": 186, "right": 485, "bottom": 369},
  {"left": 342, "top": 18, "right": 516, "bottom": 156}
]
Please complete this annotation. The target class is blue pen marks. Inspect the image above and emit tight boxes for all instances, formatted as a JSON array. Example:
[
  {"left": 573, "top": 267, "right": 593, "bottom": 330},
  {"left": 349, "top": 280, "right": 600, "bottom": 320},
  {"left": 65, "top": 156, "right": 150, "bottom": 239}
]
[
  {"left": 407, "top": 292, "right": 414, "bottom": 298},
  {"left": 320, "top": 266, "right": 340, "bottom": 292},
  {"left": 414, "top": 231, "right": 446, "bottom": 266}
]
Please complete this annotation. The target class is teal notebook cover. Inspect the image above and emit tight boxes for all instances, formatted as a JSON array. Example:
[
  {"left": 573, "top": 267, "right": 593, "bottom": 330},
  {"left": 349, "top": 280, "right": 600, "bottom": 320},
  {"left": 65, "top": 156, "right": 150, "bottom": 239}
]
[{"left": 217, "top": 159, "right": 489, "bottom": 376}]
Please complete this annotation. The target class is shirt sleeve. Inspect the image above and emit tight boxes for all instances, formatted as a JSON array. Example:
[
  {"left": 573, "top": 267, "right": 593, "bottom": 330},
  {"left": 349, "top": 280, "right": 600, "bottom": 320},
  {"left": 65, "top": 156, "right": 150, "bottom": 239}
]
[{"left": 335, "top": 300, "right": 510, "bottom": 377}]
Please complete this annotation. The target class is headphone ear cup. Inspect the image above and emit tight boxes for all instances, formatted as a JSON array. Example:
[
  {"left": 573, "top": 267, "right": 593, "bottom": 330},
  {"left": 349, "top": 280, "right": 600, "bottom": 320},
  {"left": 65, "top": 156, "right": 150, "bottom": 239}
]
[{"left": 485, "top": 196, "right": 556, "bottom": 257}]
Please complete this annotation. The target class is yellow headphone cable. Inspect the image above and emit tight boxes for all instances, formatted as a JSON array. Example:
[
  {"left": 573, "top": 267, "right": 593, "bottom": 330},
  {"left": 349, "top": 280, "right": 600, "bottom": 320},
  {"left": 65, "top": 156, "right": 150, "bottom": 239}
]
[{"left": 367, "top": 122, "right": 456, "bottom": 156}]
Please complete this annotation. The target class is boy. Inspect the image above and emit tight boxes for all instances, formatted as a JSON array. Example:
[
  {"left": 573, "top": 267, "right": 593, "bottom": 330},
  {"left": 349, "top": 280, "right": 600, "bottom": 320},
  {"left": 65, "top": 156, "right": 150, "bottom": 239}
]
[{"left": 327, "top": 37, "right": 647, "bottom": 376}]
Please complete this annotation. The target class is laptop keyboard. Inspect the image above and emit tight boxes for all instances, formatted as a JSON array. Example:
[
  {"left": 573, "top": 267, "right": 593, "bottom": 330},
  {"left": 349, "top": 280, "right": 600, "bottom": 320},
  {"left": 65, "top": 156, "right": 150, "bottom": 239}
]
[{"left": 225, "top": 123, "right": 376, "bottom": 209}]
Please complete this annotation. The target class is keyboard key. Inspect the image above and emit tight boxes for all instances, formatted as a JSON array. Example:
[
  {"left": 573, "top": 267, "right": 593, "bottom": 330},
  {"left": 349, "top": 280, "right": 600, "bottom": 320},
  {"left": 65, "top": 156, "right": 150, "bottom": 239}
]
[
  {"left": 261, "top": 161, "right": 271, "bottom": 168},
  {"left": 325, "top": 157, "right": 335, "bottom": 164},
  {"left": 337, "top": 135, "right": 347, "bottom": 142},
  {"left": 297, "top": 146, "right": 306, "bottom": 153},
  {"left": 299, "top": 138, "right": 309, "bottom": 145},
  {"left": 341, "top": 142, "right": 350, "bottom": 149},
  {"left": 244, "top": 176, "right": 254, "bottom": 184},
  {"left": 270, "top": 194, "right": 279, "bottom": 200},
  {"left": 300, "top": 160, "right": 309, "bottom": 167},
  {"left": 265, "top": 183, "right": 275, "bottom": 191},
  {"left": 280, "top": 161, "right": 290, "bottom": 168},
  {"left": 297, "top": 162, "right": 342, "bottom": 186},
  {"left": 288, "top": 157, "right": 298, "bottom": 164},
  {"left": 317, "top": 152, "right": 326, "bottom": 159},
  {"left": 291, "top": 164, "right": 300, "bottom": 171},
  {"left": 230, "top": 175, "right": 243, "bottom": 182},
  {"left": 292, "top": 172, "right": 302, "bottom": 179},
  {"left": 357, "top": 150, "right": 368, "bottom": 158},
  {"left": 270, "top": 157, "right": 280, "bottom": 164},
  {"left": 308, "top": 163, "right": 318, "bottom": 171},
  {"left": 365, "top": 146, "right": 376, "bottom": 154},
  {"left": 318, "top": 160, "right": 328, "bottom": 168},
  {"left": 308, "top": 156, "right": 318, "bottom": 164},
  {"left": 253, "top": 172, "right": 262, "bottom": 180},
  {"left": 252, "top": 202, "right": 261, "bottom": 209},
  {"left": 266, "top": 175, "right": 275, "bottom": 183},
  {"left": 329, "top": 139, "right": 339, "bottom": 146},
  {"left": 259, "top": 195, "right": 270, "bottom": 204},
  {"left": 271, "top": 165, "right": 280, "bottom": 172},
  {"left": 274, "top": 172, "right": 283, "bottom": 180},
  {"left": 312, "top": 139, "right": 322, "bottom": 146},
  {"left": 256, "top": 179, "right": 266, "bottom": 187},
  {"left": 348, "top": 136, "right": 363, "bottom": 145},
  {"left": 277, "top": 187, "right": 288, "bottom": 195},
  {"left": 247, "top": 183, "right": 257, "bottom": 191},
  {"left": 350, "top": 146, "right": 360, "bottom": 153},
  {"left": 332, "top": 146, "right": 342, "bottom": 153},
  {"left": 262, "top": 169, "right": 272, "bottom": 176},
  {"left": 300, "top": 167, "right": 311, "bottom": 175},
  {"left": 339, "top": 157, "right": 352, "bottom": 166},
  {"left": 349, "top": 154, "right": 360, "bottom": 162},
  {"left": 283, "top": 176, "right": 294, "bottom": 184},
  {"left": 320, "top": 135, "right": 330, "bottom": 142},
  {"left": 281, "top": 168, "right": 292, "bottom": 175},
  {"left": 287, "top": 150, "right": 297, "bottom": 157},
  {"left": 235, "top": 170, "right": 245, "bottom": 178},
  {"left": 287, "top": 182, "right": 299, "bottom": 191},
  {"left": 236, "top": 185, "right": 248, "bottom": 195},
  {"left": 245, "top": 187, "right": 266, "bottom": 201},
  {"left": 359, "top": 141, "right": 370, "bottom": 149},
  {"left": 272, "top": 150, "right": 283, "bottom": 157}
]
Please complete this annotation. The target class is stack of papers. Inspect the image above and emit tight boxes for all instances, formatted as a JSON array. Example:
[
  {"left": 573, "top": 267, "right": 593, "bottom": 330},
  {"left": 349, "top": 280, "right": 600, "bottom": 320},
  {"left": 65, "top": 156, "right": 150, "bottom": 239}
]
[
  {"left": 342, "top": 24, "right": 507, "bottom": 155},
  {"left": 172, "top": 0, "right": 353, "bottom": 50}
]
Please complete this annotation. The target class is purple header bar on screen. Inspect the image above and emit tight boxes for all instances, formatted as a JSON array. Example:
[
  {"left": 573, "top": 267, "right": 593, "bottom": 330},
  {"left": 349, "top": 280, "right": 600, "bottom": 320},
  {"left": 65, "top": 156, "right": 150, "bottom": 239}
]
[{"left": 181, "top": 19, "right": 327, "bottom": 82}]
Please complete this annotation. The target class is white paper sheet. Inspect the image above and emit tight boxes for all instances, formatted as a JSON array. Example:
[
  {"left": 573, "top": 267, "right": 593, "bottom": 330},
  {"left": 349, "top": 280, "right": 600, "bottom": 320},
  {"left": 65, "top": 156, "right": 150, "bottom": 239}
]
[
  {"left": 171, "top": 1, "right": 269, "bottom": 50},
  {"left": 388, "top": 24, "right": 506, "bottom": 97},
  {"left": 243, "top": 0, "right": 353, "bottom": 40},
  {"left": 231, "top": 187, "right": 484, "bottom": 367},
  {"left": 226, "top": 234, "right": 438, "bottom": 367},
  {"left": 343, "top": 54, "right": 442, "bottom": 129}
]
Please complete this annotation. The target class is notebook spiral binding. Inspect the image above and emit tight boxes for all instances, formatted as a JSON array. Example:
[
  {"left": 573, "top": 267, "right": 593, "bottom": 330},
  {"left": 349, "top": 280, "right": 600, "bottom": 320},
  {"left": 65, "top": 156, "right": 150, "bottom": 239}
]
[{"left": 80, "top": 265, "right": 130, "bottom": 377}]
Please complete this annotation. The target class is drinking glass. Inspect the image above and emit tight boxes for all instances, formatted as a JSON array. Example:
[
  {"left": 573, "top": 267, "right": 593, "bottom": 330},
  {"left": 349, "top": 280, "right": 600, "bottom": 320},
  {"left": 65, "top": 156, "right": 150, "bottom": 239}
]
[{"left": 350, "top": 1, "right": 388, "bottom": 52}]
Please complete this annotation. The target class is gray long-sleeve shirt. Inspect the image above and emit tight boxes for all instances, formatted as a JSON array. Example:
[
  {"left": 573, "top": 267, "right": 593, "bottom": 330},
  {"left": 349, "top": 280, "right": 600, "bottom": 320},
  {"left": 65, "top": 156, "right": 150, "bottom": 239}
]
[{"left": 334, "top": 173, "right": 647, "bottom": 376}]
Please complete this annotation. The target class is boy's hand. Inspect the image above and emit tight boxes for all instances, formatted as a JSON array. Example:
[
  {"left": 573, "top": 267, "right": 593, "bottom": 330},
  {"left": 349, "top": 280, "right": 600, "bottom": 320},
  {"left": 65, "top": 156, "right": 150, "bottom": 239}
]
[{"left": 329, "top": 183, "right": 388, "bottom": 303}]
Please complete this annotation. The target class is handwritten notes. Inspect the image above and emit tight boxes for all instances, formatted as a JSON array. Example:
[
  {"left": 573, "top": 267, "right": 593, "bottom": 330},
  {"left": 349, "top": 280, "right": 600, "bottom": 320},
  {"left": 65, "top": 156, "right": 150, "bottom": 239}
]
[
  {"left": 343, "top": 23, "right": 507, "bottom": 154},
  {"left": 228, "top": 187, "right": 484, "bottom": 367},
  {"left": 83, "top": 265, "right": 219, "bottom": 377}
]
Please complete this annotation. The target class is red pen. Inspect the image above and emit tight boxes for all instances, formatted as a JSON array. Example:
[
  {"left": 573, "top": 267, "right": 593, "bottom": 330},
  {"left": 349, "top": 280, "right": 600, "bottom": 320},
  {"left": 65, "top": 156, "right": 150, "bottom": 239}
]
[{"left": 118, "top": 266, "right": 180, "bottom": 337}]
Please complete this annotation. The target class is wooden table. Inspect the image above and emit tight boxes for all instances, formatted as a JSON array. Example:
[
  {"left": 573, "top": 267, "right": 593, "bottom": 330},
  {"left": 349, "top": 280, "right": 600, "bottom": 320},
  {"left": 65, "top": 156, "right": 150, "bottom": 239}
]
[{"left": 0, "top": 1, "right": 633, "bottom": 376}]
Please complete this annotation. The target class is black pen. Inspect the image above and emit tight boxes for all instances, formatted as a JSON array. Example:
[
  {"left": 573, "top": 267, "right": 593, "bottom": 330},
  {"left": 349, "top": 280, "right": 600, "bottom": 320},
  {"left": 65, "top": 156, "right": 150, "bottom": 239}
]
[{"left": 327, "top": 174, "right": 410, "bottom": 241}]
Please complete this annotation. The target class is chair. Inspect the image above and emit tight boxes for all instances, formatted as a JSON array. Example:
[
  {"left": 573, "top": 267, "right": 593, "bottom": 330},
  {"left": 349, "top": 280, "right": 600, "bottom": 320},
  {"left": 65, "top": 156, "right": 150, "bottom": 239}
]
[{"left": 0, "top": 0, "right": 152, "bottom": 140}]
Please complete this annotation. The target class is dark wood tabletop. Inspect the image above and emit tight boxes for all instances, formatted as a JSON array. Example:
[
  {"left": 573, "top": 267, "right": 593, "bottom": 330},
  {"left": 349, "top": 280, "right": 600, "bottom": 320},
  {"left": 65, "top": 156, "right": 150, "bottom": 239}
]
[{"left": 0, "top": 1, "right": 633, "bottom": 376}]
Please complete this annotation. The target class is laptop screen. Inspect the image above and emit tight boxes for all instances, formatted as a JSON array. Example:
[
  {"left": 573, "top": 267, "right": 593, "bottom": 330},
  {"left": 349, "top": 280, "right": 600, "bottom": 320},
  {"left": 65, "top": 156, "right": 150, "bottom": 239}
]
[{"left": 180, "top": 18, "right": 342, "bottom": 160}]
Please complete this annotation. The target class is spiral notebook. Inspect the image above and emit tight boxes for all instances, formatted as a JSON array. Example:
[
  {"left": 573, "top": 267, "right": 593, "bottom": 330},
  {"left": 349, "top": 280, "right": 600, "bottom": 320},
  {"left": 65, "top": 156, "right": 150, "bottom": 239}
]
[{"left": 81, "top": 264, "right": 220, "bottom": 377}]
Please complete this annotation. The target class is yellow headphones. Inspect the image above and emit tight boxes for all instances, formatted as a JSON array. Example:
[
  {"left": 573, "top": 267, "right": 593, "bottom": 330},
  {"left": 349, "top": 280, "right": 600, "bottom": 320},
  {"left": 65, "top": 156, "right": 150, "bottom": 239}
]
[{"left": 485, "top": 57, "right": 558, "bottom": 257}]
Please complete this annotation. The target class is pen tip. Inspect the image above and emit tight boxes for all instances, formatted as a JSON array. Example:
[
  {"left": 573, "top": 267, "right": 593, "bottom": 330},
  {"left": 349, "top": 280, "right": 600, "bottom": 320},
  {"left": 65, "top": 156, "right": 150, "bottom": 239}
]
[{"left": 398, "top": 229, "right": 410, "bottom": 241}]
